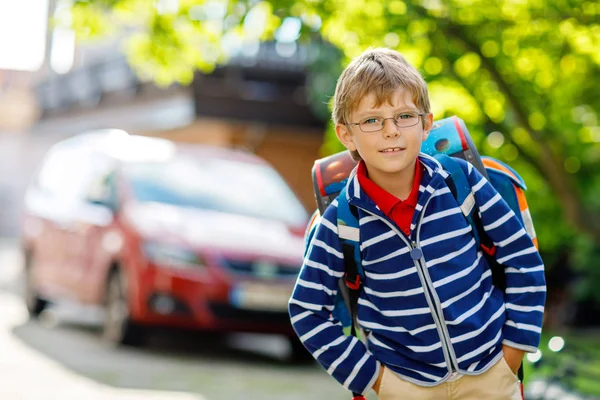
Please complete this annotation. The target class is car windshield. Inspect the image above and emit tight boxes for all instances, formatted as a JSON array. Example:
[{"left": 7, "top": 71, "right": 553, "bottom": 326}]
[{"left": 124, "top": 155, "right": 308, "bottom": 226}]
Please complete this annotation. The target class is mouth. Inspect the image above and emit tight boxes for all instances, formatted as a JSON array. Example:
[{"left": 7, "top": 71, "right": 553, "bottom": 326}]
[{"left": 379, "top": 147, "right": 406, "bottom": 153}]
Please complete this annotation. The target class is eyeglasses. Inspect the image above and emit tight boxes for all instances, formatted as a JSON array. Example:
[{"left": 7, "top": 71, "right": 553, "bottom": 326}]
[{"left": 347, "top": 112, "right": 426, "bottom": 133}]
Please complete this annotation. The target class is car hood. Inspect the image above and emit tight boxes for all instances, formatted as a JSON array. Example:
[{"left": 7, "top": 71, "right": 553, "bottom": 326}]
[{"left": 127, "top": 202, "right": 306, "bottom": 261}]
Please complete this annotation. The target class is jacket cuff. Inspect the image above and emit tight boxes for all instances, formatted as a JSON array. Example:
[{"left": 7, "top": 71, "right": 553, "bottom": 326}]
[
  {"left": 344, "top": 354, "right": 380, "bottom": 395},
  {"left": 364, "top": 361, "right": 382, "bottom": 395},
  {"left": 502, "top": 339, "right": 538, "bottom": 354},
  {"left": 502, "top": 321, "right": 541, "bottom": 352}
]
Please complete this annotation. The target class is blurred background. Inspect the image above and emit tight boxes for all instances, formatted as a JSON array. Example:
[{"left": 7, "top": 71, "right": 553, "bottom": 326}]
[{"left": 0, "top": 0, "right": 598, "bottom": 399}]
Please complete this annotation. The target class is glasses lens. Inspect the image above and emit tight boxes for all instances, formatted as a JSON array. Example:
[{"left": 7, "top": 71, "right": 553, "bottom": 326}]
[
  {"left": 395, "top": 112, "right": 420, "bottom": 127},
  {"left": 359, "top": 117, "right": 383, "bottom": 132}
]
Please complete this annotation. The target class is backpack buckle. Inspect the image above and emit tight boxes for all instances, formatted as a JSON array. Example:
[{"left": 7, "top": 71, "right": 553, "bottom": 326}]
[
  {"left": 481, "top": 243, "right": 496, "bottom": 256},
  {"left": 345, "top": 273, "right": 361, "bottom": 290}
]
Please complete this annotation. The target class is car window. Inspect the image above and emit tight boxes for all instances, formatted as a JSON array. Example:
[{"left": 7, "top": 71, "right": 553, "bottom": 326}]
[
  {"left": 36, "top": 146, "right": 114, "bottom": 201},
  {"left": 124, "top": 155, "right": 308, "bottom": 226}
]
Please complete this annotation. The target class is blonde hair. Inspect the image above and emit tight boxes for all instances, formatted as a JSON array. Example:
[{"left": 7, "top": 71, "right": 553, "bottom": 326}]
[{"left": 332, "top": 48, "right": 431, "bottom": 161}]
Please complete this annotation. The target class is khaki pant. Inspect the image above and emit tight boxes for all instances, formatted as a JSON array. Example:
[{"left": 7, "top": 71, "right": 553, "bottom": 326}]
[{"left": 377, "top": 358, "right": 522, "bottom": 400}]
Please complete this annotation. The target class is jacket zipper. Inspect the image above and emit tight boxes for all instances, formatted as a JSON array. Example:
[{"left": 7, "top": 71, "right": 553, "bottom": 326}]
[
  {"left": 414, "top": 207, "right": 460, "bottom": 373},
  {"left": 410, "top": 239, "right": 459, "bottom": 373},
  {"left": 355, "top": 199, "right": 458, "bottom": 375}
]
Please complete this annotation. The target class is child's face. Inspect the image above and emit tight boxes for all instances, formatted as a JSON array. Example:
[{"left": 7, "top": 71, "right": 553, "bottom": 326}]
[{"left": 336, "top": 87, "right": 433, "bottom": 180}]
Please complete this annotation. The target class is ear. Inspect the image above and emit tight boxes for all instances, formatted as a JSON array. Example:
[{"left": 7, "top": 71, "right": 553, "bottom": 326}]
[
  {"left": 421, "top": 113, "right": 434, "bottom": 142},
  {"left": 335, "top": 123, "right": 357, "bottom": 152}
]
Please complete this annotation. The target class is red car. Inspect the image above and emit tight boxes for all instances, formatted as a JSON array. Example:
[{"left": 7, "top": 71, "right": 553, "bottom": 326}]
[{"left": 21, "top": 130, "right": 309, "bottom": 356}]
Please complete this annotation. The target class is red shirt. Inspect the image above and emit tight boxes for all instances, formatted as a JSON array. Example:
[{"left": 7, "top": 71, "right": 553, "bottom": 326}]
[{"left": 356, "top": 160, "right": 423, "bottom": 237}]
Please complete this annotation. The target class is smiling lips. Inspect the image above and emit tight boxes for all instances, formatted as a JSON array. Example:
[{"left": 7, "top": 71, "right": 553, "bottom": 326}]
[{"left": 380, "top": 147, "right": 406, "bottom": 153}]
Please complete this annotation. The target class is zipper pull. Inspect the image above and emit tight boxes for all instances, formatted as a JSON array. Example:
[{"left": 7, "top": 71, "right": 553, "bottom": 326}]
[{"left": 410, "top": 241, "right": 423, "bottom": 260}]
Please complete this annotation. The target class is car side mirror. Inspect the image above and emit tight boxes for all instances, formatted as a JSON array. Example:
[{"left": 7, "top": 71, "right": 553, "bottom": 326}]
[
  {"left": 88, "top": 198, "right": 118, "bottom": 213},
  {"left": 87, "top": 181, "right": 118, "bottom": 212}
]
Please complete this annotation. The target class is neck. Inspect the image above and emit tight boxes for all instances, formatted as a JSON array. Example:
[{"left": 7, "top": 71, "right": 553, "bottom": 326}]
[{"left": 367, "top": 160, "right": 418, "bottom": 200}]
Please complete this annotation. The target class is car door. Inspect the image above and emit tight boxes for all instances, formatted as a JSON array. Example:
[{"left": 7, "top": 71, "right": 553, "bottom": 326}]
[{"left": 24, "top": 144, "right": 92, "bottom": 299}]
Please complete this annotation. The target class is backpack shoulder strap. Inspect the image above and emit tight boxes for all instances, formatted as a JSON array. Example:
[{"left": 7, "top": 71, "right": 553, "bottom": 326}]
[
  {"left": 336, "top": 188, "right": 360, "bottom": 245},
  {"left": 336, "top": 188, "right": 363, "bottom": 338},
  {"left": 336, "top": 188, "right": 361, "bottom": 273},
  {"left": 434, "top": 154, "right": 476, "bottom": 219},
  {"left": 336, "top": 189, "right": 366, "bottom": 400},
  {"left": 434, "top": 154, "right": 507, "bottom": 289}
]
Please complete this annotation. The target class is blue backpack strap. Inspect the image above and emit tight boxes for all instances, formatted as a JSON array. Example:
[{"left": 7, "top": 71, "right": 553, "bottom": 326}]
[
  {"left": 434, "top": 154, "right": 481, "bottom": 247},
  {"left": 336, "top": 187, "right": 363, "bottom": 281},
  {"left": 435, "top": 154, "right": 507, "bottom": 291},
  {"left": 336, "top": 189, "right": 365, "bottom": 400},
  {"left": 336, "top": 189, "right": 363, "bottom": 336},
  {"left": 336, "top": 187, "right": 359, "bottom": 229}
]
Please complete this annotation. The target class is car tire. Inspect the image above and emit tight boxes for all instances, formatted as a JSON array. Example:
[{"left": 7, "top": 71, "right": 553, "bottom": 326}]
[
  {"left": 103, "top": 269, "right": 146, "bottom": 347},
  {"left": 23, "top": 250, "right": 48, "bottom": 319},
  {"left": 288, "top": 336, "right": 314, "bottom": 364}
]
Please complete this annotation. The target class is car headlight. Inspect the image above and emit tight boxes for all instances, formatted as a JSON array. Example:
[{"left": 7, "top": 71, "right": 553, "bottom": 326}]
[{"left": 142, "top": 242, "right": 205, "bottom": 269}]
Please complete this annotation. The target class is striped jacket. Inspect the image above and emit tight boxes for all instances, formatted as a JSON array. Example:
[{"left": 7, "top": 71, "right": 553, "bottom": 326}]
[{"left": 288, "top": 154, "right": 546, "bottom": 395}]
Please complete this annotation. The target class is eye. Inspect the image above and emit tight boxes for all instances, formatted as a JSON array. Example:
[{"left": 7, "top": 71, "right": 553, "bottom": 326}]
[
  {"left": 396, "top": 112, "right": 417, "bottom": 120},
  {"left": 361, "top": 117, "right": 380, "bottom": 125}
]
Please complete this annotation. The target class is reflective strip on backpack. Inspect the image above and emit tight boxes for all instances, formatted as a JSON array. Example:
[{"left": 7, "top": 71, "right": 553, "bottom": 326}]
[
  {"left": 521, "top": 209, "right": 538, "bottom": 249},
  {"left": 460, "top": 192, "right": 476, "bottom": 217},
  {"left": 338, "top": 224, "right": 360, "bottom": 242}
]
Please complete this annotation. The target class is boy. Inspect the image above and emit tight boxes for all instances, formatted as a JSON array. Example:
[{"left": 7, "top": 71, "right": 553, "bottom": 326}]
[{"left": 288, "top": 48, "right": 546, "bottom": 399}]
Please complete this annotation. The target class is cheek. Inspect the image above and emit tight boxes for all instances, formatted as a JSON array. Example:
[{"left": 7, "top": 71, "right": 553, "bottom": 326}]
[
  {"left": 411, "top": 131, "right": 426, "bottom": 146},
  {"left": 352, "top": 135, "right": 371, "bottom": 151}
]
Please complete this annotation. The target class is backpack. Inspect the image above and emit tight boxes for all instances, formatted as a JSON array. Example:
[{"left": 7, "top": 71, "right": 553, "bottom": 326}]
[{"left": 304, "top": 116, "right": 537, "bottom": 399}]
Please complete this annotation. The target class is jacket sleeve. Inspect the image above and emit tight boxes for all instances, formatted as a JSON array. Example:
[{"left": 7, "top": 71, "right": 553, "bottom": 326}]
[
  {"left": 288, "top": 199, "right": 381, "bottom": 394},
  {"left": 460, "top": 160, "right": 546, "bottom": 353}
]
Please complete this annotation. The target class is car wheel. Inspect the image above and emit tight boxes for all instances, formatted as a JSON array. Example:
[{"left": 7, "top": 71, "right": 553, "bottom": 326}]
[
  {"left": 103, "top": 269, "right": 145, "bottom": 347},
  {"left": 23, "top": 251, "right": 48, "bottom": 318},
  {"left": 288, "top": 336, "right": 314, "bottom": 364}
]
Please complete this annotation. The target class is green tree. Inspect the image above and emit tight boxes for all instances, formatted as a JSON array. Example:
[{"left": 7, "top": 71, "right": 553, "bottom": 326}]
[{"left": 67, "top": 0, "right": 599, "bottom": 278}]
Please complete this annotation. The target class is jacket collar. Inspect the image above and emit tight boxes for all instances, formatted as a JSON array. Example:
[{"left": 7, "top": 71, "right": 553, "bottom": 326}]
[{"left": 345, "top": 153, "right": 450, "bottom": 228}]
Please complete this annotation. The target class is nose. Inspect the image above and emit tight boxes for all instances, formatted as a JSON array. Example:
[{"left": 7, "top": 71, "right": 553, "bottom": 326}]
[{"left": 382, "top": 118, "right": 400, "bottom": 138}]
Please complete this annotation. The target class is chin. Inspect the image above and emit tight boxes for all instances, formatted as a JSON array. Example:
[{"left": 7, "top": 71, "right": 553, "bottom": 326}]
[
  {"left": 381, "top": 157, "right": 411, "bottom": 168},
  {"left": 378, "top": 164, "right": 410, "bottom": 175}
]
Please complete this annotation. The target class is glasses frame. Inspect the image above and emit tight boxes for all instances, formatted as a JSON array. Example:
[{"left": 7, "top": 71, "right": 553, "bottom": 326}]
[{"left": 346, "top": 112, "right": 427, "bottom": 133}]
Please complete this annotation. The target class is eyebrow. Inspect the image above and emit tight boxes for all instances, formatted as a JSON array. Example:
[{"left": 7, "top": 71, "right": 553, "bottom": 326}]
[{"left": 354, "top": 108, "right": 419, "bottom": 120}]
